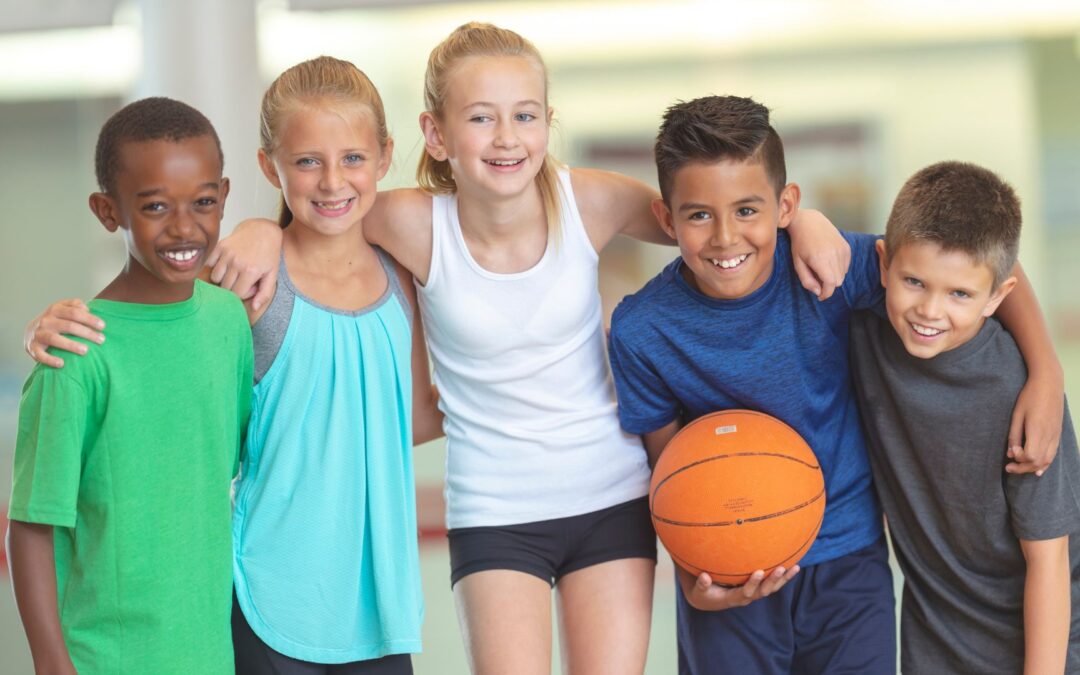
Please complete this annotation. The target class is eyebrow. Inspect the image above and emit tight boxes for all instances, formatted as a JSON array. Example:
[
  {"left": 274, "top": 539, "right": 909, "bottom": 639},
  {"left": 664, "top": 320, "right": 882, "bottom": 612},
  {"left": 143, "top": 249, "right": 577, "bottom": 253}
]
[
  {"left": 462, "top": 100, "right": 544, "bottom": 112},
  {"left": 135, "top": 182, "right": 220, "bottom": 198},
  {"left": 678, "top": 195, "right": 765, "bottom": 212}
]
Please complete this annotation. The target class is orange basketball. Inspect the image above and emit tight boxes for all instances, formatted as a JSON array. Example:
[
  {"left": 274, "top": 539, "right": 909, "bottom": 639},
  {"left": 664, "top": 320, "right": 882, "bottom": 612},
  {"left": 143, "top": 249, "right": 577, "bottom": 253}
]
[{"left": 650, "top": 409, "right": 826, "bottom": 586}]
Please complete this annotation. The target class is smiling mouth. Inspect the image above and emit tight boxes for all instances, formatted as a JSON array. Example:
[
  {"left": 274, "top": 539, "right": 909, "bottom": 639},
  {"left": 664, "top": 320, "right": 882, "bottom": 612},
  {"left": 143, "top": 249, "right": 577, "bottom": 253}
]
[
  {"left": 159, "top": 247, "right": 203, "bottom": 268},
  {"left": 313, "top": 197, "right": 354, "bottom": 211},
  {"left": 485, "top": 158, "right": 524, "bottom": 167},
  {"left": 910, "top": 322, "right": 944, "bottom": 337},
  {"left": 710, "top": 254, "right": 749, "bottom": 269}
]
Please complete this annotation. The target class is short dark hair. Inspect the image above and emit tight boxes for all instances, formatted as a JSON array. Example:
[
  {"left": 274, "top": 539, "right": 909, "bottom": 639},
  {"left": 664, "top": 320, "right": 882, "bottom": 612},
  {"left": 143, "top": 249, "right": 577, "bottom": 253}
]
[
  {"left": 94, "top": 97, "right": 223, "bottom": 194},
  {"left": 885, "top": 161, "right": 1021, "bottom": 288},
  {"left": 654, "top": 95, "right": 786, "bottom": 204}
]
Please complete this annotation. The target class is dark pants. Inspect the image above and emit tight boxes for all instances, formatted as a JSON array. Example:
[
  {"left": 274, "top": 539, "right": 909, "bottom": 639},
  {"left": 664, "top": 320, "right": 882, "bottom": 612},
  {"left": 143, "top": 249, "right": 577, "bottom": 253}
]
[{"left": 677, "top": 537, "right": 896, "bottom": 674}]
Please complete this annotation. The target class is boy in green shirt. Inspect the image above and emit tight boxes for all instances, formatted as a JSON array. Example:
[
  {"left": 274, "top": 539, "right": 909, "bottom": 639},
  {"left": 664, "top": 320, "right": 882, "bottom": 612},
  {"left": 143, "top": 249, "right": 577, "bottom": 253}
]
[{"left": 6, "top": 97, "right": 252, "bottom": 674}]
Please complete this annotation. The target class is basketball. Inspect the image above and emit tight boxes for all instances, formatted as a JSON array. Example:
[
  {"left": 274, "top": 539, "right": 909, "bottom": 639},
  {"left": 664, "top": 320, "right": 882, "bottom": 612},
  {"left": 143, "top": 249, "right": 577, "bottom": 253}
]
[{"left": 649, "top": 409, "right": 826, "bottom": 586}]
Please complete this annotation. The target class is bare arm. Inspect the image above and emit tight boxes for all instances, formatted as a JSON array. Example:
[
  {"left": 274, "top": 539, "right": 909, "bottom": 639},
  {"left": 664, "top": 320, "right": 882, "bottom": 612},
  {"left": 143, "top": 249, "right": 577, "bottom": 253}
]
[
  {"left": 785, "top": 209, "right": 851, "bottom": 301},
  {"left": 392, "top": 261, "right": 443, "bottom": 445},
  {"left": 7, "top": 521, "right": 77, "bottom": 675},
  {"left": 205, "top": 219, "right": 284, "bottom": 312},
  {"left": 1020, "top": 536, "right": 1070, "bottom": 674},
  {"left": 995, "top": 264, "right": 1065, "bottom": 475}
]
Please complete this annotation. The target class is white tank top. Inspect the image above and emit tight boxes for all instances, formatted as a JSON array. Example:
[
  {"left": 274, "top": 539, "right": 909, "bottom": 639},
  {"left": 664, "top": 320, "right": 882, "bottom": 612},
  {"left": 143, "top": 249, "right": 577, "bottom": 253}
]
[{"left": 418, "top": 169, "right": 651, "bottom": 528}]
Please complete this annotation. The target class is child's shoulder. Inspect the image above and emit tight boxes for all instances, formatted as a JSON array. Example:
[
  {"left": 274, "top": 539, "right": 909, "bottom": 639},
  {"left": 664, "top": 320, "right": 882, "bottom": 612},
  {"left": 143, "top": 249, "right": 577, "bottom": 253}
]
[{"left": 196, "top": 280, "right": 251, "bottom": 324}]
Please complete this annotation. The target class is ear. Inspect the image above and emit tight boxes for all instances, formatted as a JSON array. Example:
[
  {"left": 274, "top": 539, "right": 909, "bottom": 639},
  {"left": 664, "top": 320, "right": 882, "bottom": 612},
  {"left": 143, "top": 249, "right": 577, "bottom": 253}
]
[
  {"left": 651, "top": 198, "right": 677, "bottom": 241},
  {"left": 547, "top": 106, "right": 555, "bottom": 126},
  {"left": 875, "top": 238, "right": 889, "bottom": 288},
  {"left": 376, "top": 137, "right": 394, "bottom": 181},
  {"left": 419, "top": 111, "right": 448, "bottom": 162},
  {"left": 89, "top": 192, "right": 121, "bottom": 232},
  {"left": 219, "top": 177, "right": 231, "bottom": 215},
  {"left": 983, "top": 275, "right": 1018, "bottom": 317},
  {"left": 257, "top": 148, "right": 282, "bottom": 189},
  {"left": 775, "top": 182, "right": 802, "bottom": 229}
]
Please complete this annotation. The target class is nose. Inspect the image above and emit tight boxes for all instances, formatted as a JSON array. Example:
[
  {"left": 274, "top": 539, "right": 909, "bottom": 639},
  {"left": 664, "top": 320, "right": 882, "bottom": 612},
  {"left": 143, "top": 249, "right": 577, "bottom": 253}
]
[
  {"left": 319, "top": 163, "right": 345, "bottom": 192},
  {"left": 493, "top": 118, "right": 519, "bottom": 149},
  {"left": 169, "top": 209, "right": 198, "bottom": 239},
  {"left": 709, "top": 215, "right": 740, "bottom": 249},
  {"left": 915, "top": 292, "right": 944, "bottom": 320}
]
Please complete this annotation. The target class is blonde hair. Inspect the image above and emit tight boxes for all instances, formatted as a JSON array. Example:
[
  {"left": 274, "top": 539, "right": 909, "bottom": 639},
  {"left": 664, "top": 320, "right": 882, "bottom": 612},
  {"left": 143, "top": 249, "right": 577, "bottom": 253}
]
[
  {"left": 417, "top": 22, "right": 563, "bottom": 241},
  {"left": 260, "top": 56, "right": 390, "bottom": 227}
]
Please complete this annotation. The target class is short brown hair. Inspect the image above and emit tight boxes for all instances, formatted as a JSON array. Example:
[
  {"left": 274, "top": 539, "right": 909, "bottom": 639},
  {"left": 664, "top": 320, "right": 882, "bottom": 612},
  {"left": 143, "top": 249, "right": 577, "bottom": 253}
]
[
  {"left": 654, "top": 95, "right": 786, "bottom": 204},
  {"left": 885, "top": 161, "right": 1021, "bottom": 288}
]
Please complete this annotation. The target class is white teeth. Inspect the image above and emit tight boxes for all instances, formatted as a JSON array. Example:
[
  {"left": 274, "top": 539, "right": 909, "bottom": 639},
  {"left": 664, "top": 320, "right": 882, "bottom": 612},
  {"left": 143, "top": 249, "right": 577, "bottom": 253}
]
[
  {"left": 315, "top": 198, "right": 351, "bottom": 209},
  {"left": 710, "top": 254, "right": 749, "bottom": 269},
  {"left": 164, "top": 249, "right": 198, "bottom": 262},
  {"left": 911, "top": 323, "right": 943, "bottom": 336},
  {"left": 488, "top": 159, "right": 523, "bottom": 166}
]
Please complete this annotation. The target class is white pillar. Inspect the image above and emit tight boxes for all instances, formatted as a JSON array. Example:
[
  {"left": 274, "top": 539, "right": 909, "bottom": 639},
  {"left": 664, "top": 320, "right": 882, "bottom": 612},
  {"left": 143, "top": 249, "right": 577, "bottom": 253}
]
[{"left": 134, "top": 0, "right": 275, "bottom": 229}]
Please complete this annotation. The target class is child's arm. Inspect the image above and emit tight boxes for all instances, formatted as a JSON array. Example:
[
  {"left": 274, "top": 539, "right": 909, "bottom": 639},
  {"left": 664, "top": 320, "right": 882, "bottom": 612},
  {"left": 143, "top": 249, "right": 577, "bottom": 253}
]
[
  {"left": 571, "top": 168, "right": 851, "bottom": 299},
  {"left": 24, "top": 300, "right": 105, "bottom": 368},
  {"left": 1019, "top": 536, "right": 1070, "bottom": 674},
  {"left": 392, "top": 260, "right": 444, "bottom": 445},
  {"left": 205, "top": 218, "right": 284, "bottom": 312},
  {"left": 995, "top": 264, "right": 1065, "bottom": 475},
  {"left": 7, "top": 521, "right": 77, "bottom": 675}
]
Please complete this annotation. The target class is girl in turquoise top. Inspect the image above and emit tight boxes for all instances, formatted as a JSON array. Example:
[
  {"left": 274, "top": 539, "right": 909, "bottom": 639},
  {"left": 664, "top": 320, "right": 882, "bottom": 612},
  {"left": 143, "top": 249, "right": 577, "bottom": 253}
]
[{"left": 223, "top": 57, "right": 440, "bottom": 673}]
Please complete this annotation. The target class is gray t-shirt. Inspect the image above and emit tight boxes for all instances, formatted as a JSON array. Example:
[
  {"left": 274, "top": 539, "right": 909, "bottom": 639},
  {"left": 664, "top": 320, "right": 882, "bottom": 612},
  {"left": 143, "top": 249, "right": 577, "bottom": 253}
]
[{"left": 850, "top": 310, "right": 1080, "bottom": 674}]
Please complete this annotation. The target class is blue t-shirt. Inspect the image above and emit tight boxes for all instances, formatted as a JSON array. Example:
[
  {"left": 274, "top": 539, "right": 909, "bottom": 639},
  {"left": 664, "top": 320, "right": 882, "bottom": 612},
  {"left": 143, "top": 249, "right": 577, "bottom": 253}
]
[{"left": 608, "top": 229, "right": 884, "bottom": 567}]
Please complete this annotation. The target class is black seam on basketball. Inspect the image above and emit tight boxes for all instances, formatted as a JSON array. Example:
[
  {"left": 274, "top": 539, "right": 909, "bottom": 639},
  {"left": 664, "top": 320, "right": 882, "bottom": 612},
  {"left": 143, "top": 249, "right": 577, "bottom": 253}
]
[
  {"left": 652, "top": 487, "right": 824, "bottom": 527},
  {"left": 653, "top": 452, "right": 821, "bottom": 502},
  {"left": 667, "top": 506, "right": 825, "bottom": 586}
]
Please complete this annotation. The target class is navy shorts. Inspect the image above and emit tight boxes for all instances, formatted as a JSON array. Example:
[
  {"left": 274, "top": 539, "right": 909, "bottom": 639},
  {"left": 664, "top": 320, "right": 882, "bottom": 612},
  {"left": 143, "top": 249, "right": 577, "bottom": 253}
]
[
  {"left": 447, "top": 496, "right": 658, "bottom": 587},
  {"left": 232, "top": 594, "right": 414, "bottom": 675},
  {"left": 677, "top": 536, "right": 896, "bottom": 675}
]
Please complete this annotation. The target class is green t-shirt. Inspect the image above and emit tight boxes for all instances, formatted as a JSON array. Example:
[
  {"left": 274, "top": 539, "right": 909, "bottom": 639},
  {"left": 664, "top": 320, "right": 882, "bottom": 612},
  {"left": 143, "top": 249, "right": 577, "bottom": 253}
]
[{"left": 9, "top": 281, "right": 253, "bottom": 674}]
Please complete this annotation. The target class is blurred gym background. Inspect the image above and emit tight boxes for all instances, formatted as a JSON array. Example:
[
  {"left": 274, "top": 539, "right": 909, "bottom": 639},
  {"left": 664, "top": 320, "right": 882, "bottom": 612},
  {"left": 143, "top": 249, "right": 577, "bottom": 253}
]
[{"left": 2, "top": 1, "right": 1079, "bottom": 672}]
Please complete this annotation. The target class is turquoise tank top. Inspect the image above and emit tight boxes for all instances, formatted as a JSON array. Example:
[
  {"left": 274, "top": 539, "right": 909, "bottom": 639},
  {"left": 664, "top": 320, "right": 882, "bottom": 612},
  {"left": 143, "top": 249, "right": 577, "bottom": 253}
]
[{"left": 232, "top": 249, "right": 422, "bottom": 663}]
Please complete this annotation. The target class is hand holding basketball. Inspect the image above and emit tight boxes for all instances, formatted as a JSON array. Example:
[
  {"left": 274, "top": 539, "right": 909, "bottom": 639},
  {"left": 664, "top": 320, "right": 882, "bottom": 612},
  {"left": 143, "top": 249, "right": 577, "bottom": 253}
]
[{"left": 678, "top": 565, "right": 800, "bottom": 612}]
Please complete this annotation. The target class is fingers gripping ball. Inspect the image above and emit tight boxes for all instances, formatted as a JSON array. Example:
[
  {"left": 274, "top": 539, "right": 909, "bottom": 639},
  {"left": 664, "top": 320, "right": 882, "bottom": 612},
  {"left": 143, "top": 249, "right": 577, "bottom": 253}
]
[{"left": 650, "top": 410, "right": 826, "bottom": 586}]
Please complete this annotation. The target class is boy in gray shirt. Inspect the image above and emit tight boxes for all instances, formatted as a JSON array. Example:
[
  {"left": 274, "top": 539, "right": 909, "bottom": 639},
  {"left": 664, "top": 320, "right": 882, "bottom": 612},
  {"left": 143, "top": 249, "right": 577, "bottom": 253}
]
[{"left": 850, "top": 161, "right": 1080, "bottom": 674}]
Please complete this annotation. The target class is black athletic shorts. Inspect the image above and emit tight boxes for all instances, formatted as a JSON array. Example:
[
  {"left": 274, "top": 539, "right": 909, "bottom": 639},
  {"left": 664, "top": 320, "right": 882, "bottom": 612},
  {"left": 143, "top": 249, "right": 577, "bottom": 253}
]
[
  {"left": 447, "top": 496, "right": 657, "bottom": 588},
  {"left": 232, "top": 594, "right": 414, "bottom": 675}
]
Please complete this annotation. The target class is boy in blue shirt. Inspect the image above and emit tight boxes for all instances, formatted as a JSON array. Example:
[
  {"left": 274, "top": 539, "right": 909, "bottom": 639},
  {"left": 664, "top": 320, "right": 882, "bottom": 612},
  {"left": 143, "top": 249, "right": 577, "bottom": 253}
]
[
  {"left": 849, "top": 161, "right": 1079, "bottom": 673},
  {"left": 608, "top": 95, "right": 1062, "bottom": 673}
]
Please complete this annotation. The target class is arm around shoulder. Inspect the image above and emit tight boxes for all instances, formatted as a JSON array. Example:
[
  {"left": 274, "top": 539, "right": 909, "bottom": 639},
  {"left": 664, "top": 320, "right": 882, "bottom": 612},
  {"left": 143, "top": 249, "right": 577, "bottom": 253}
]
[
  {"left": 390, "top": 258, "right": 443, "bottom": 445},
  {"left": 570, "top": 168, "right": 672, "bottom": 250}
]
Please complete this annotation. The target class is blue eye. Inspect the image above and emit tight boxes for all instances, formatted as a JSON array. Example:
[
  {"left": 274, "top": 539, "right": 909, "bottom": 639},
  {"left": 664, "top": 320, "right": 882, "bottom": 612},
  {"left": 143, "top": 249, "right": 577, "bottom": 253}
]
[
  {"left": 297, "top": 157, "right": 317, "bottom": 167},
  {"left": 903, "top": 277, "right": 924, "bottom": 288},
  {"left": 344, "top": 154, "right": 364, "bottom": 164},
  {"left": 515, "top": 112, "right": 536, "bottom": 122},
  {"left": 951, "top": 289, "right": 971, "bottom": 299},
  {"left": 469, "top": 115, "right": 492, "bottom": 124}
]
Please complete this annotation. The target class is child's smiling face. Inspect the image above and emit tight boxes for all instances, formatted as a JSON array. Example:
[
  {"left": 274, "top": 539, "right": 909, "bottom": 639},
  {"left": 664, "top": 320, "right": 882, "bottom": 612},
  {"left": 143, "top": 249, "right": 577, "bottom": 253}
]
[
  {"left": 653, "top": 158, "right": 799, "bottom": 301},
  {"left": 877, "top": 238, "right": 1016, "bottom": 358},
  {"left": 92, "top": 134, "right": 228, "bottom": 303}
]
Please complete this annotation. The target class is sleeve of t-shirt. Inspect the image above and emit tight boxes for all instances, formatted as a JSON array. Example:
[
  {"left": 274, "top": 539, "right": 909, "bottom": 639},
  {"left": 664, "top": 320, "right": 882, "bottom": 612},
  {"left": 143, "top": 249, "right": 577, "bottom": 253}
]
[
  {"left": 608, "top": 322, "right": 680, "bottom": 435},
  {"left": 8, "top": 367, "right": 88, "bottom": 528},
  {"left": 840, "top": 231, "right": 885, "bottom": 311},
  {"left": 1007, "top": 400, "right": 1080, "bottom": 541}
]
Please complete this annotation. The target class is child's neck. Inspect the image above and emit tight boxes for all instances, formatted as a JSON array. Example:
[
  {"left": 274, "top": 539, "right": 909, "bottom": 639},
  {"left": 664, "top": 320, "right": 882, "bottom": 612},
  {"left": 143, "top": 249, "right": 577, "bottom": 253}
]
[
  {"left": 455, "top": 182, "right": 546, "bottom": 246},
  {"left": 96, "top": 259, "right": 196, "bottom": 305},
  {"left": 284, "top": 218, "right": 369, "bottom": 268},
  {"left": 283, "top": 218, "right": 387, "bottom": 312}
]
